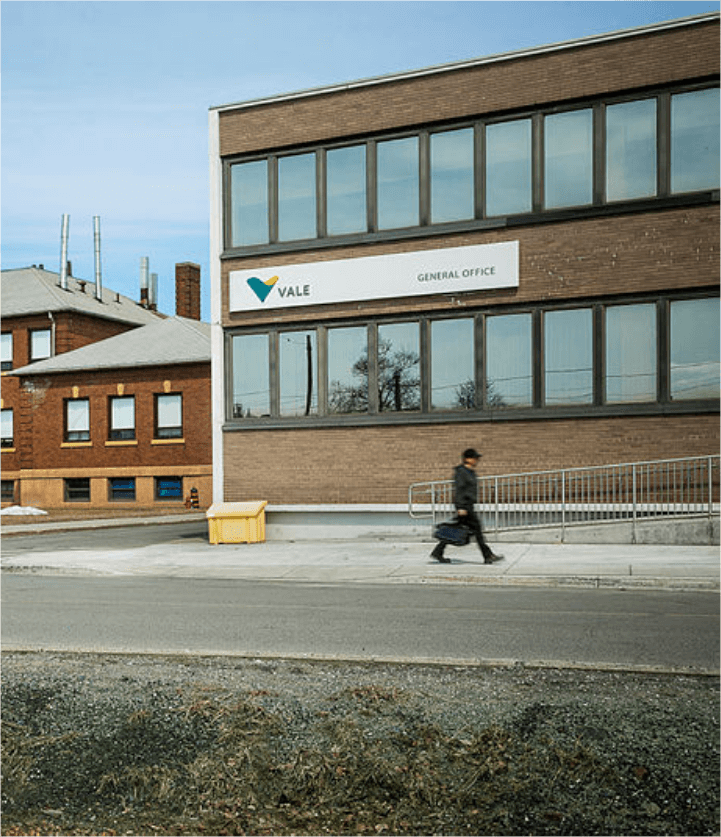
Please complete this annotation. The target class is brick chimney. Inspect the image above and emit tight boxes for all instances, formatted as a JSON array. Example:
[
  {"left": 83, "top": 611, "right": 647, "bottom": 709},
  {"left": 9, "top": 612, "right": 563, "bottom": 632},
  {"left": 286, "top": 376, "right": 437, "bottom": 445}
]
[{"left": 175, "top": 262, "right": 201, "bottom": 320}]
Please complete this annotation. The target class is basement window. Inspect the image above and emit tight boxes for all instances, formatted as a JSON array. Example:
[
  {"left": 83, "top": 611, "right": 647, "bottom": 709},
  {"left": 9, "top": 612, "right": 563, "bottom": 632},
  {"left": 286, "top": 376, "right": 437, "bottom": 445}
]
[
  {"left": 109, "top": 477, "right": 136, "bottom": 501},
  {"left": 65, "top": 478, "right": 90, "bottom": 503}
]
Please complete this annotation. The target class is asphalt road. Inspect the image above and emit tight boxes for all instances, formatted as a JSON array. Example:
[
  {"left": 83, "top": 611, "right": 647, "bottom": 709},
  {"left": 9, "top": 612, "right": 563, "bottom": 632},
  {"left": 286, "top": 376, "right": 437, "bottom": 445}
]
[{"left": 2, "top": 573, "right": 718, "bottom": 672}]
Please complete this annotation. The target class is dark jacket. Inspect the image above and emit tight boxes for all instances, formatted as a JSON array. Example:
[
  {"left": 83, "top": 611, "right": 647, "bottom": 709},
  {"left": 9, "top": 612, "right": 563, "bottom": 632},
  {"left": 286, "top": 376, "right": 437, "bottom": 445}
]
[{"left": 453, "top": 463, "right": 477, "bottom": 512}]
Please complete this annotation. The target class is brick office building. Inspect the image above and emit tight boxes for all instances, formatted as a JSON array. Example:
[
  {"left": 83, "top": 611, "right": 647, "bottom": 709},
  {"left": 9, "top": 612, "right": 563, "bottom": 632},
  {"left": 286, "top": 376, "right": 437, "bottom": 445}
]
[
  {"left": 209, "top": 14, "right": 719, "bottom": 518},
  {"left": 2, "top": 262, "right": 211, "bottom": 510}
]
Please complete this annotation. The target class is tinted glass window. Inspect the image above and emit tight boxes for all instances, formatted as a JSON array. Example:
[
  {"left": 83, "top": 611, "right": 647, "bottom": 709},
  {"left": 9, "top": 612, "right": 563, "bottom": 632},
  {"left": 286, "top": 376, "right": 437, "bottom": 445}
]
[
  {"left": 278, "top": 153, "right": 316, "bottom": 241},
  {"left": 671, "top": 88, "right": 720, "bottom": 193},
  {"left": 486, "top": 313, "right": 533, "bottom": 408},
  {"left": 486, "top": 119, "right": 532, "bottom": 216},
  {"left": 327, "top": 145, "right": 366, "bottom": 235},
  {"left": 606, "top": 99, "right": 657, "bottom": 201},
  {"left": 232, "top": 334, "right": 270, "bottom": 418},
  {"left": 606, "top": 304, "right": 657, "bottom": 403},
  {"left": 377, "top": 322, "right": 421, "bottom": 411},
  {"left": 544, "top": 309, "right": 593, "bottom": 405},
  {"left": 377, "top": 137, "right": 419, "bottom": 229},
  {"left": 230, "top": 160, "right": 268, "bottom": 246},
  {"left": 670, "top": 298, "right": 720, "bottom": 400},
  {"left": 430, "top": 128, "right": 474, "bottom": 223},
  {"left": 280, "top": 330, "right": 318, "bottom": 416},
  {"left": 544, "top": 109, "right": 593, "bottom": 208},
  {"left": 431, "top": 319, "right": 474, "bottom": 411},
  {"left": 327, "top": 326, "right": 368, "bottom": 413}
]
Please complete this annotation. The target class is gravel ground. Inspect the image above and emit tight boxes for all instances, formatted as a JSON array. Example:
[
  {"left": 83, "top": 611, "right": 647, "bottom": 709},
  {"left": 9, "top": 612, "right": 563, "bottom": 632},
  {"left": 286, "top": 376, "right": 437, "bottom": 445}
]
[{"left": 2, "top": 651, "right": 719, "bottom": 836}]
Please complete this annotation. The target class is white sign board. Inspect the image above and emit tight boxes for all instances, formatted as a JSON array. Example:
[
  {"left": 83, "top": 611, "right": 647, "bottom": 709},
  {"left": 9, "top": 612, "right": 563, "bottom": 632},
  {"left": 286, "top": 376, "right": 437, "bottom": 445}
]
[{"left": 229, "top": 240, "right": 519, "bottom": 312}]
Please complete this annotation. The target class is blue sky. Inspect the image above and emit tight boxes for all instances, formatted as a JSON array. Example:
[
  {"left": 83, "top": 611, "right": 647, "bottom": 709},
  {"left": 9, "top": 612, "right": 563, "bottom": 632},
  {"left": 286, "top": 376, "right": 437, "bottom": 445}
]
[{"left": 2, "top": 1, "right": 718, "bottom": 320}]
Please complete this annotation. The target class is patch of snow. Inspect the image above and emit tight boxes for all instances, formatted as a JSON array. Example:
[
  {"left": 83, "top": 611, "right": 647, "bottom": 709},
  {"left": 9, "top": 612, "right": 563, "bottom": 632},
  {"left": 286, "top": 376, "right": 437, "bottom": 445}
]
[{"left": 1, "top": 505, "right": 48, "bottom": 516}]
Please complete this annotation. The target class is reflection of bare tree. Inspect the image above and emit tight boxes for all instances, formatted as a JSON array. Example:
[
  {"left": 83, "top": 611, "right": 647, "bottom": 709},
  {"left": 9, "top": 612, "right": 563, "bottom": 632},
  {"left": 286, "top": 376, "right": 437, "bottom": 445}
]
[
  {"left": 455, "top": 379, "right": 507, "bottom": 410},
  {"left": 329, "top": 339, "right": 421, "bottom": 413}
]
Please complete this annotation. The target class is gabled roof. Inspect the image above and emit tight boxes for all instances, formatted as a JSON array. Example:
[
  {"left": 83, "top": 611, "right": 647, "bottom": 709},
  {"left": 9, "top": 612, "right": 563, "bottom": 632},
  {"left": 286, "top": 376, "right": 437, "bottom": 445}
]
[
  {"left": 1, "top": 266, "right": 162, "bottom": 326},
  {"left": 10, "top": 316, "right": 211, "bottom": 376}
]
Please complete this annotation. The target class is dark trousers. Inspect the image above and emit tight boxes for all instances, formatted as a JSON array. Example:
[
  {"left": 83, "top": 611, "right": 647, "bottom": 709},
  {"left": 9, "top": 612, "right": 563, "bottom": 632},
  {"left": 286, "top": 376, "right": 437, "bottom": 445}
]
[{"left": 433, "top": 508, "right": 494, "bottom": 560}]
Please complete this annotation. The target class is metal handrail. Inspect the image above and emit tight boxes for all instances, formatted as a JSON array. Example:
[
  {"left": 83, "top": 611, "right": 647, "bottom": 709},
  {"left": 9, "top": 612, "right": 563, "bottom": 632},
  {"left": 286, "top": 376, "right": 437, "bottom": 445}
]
[{"left": 409, "top": 455, "right": 720, "bottom": 539}]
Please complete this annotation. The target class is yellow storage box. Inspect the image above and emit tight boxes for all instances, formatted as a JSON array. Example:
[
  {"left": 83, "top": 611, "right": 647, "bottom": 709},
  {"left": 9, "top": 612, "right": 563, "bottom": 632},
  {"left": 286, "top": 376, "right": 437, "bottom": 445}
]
[{"left": 206, "top": 501, "right": 267, "bottom": 544}]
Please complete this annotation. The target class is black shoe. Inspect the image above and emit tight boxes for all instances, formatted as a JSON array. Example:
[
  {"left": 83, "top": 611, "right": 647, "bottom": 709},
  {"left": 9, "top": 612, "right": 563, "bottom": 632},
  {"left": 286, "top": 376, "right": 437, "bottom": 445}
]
[
  {"left": 484, "top": 553, "right": 504, "bottom": 564},
  {"left": 431, "top": 547, "right": 451, "bottom": 563}
]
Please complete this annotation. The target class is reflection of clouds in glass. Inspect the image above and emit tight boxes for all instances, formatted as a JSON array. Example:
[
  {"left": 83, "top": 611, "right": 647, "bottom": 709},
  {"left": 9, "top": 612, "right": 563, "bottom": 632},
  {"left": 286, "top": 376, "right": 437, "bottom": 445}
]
[
  {"left": 671, "top": 88, "right": 720, "bottom": 194},
  {"left": 232, "top": 334, "right": 269, "bottom": 417},
  {"left": 486, "top": 313, "right": 532, "bottom": 407},
  {"left": 327, "top": 145, "right": 366, "bottom": 236},
  {"left": 231, "top": 160, "right": 268, "bottom": 247},
  {"left": 606, "top": 304, "right": 657, "bottom": 403},
  {"left": 545, "top": 308, "right": 593, "bottom": 405},
  {"left": 431, "top": 128, "right": 474, "bottom": 223},
  {"left": 670, "top": 298, "right": 720, "bottom": 401},
  {"left": 278, "top": 154, "right": 316, "bottom": 241},
  {"left": 431, "top": 319, "right": 473, "bottom": 410},
  {"left": 377, "top": 137, "right": 419, "bottom": 230},
  {"left": 544, "top": 109, "right": 593, "bottom": 209},
  {"left": 606, "top": 99, "right": 657, "bottom": 202},
  {"left": 486, "top": 119, "right": 532, "bottom": 217}
]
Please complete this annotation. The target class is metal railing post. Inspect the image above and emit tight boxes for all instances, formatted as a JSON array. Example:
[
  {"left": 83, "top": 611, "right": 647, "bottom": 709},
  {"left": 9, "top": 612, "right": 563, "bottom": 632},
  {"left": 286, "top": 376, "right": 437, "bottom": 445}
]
[{"left": 632, "top": 463, "right": 638, "bottom": 543}]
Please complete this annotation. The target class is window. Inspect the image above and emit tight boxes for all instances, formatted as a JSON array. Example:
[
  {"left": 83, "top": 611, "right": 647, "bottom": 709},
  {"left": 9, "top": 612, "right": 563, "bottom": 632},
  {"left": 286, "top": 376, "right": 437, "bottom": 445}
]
[
  {"left": 327, "top": 145, "right": 367, "bottom": 236},
  {"left": 230, "top": 159, "right": 269, "bottom": 246},
  {"left": 232, "top": 333, "right": 270, "bottom": 418},
  {"left": 278, "top": 153, "right": 316, "bottom": 241},
  {"left": 109, "top": 396, "right": 135, "bottom": 440},
  {"left": 30, "top": 328, "right": 51, "bottom": 361},
  {"left": 431, "top": 318, "right": 474, "bottom": 411},
  {"left": 430, "top": 128, "right": 474, "bottom": 223},
  {"left": 65, "top": 478, "right": 90, "bottom": 503},
  {"left": 156, "top": 394, "right": 183, "bottom": 438},
  {"left": 109, "top": 477, "right": 135, "bottom": 501},
  {"left": 670, "top": 298, "right": 720, "bottom": 400},
  {"left": 1, "top": 480, "right": 15, "bottom": 503},
  {"left": 544, "top": 309, "right": 593, "bottom": 405},
  {"left": 377, "top": 136, "right": 419, "bottom": 230},
  {"left": 279, "top": 330, "right": 317, "bottom": 417},
  {"left": 1, "top": 409, "right": 13, "bottom": 448},
  {"left": 156, "top": 477, "right": 183, "bottom": 501},
  {"left": 544, "top": 109, "right": 593, "bottom": 209},
  {"left": 327, "top": 326, "right": 368, "bottom": 414},
  {"left": 671, "top": 88, "right": 720, "bottom": 194},
  {"left": 65, "top": 399, "right": 90, "bottom": 442},
  {"left": 606, "top": 304, "right": 657, "bottom": 403},
  {"left": 486, "top": 313, "right": 533, "bottom": 408},
  {"left": 606, "top": 99, "right": 657, "bottom": 201},
  {"left": 377, "top": 322, "right": 420, "bottom": 411},
  {"left": 1, "top": 333, "right": 13, "bottom": 371},
  {"left": 486, "top": 118, "right": 533, "bottom": 216}
]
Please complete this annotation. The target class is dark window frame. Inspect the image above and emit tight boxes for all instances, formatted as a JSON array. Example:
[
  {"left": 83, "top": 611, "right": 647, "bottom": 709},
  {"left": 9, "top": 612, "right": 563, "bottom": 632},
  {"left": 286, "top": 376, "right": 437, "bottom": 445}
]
[
  {"left": 155, "top": 476, "right": 183, "bottom": 501},
  {"left": 65, "top": 478, "right": 91, "bottom": 503},
  {"left": 1, "top": 332, "right": 13, "bottom": 371},
  {"left": 154, "top": 393, "right": 183, "bottom": 439},
  {"left": 109, "top": 477, "right": 136, "bottom": 502},
  {"left": 1, "top": 408, "right": 14, "bottom": 448},
  {"left": 64, "top": 398, "right": 91, "bottom": 442},
  {"left": 108, "top": 395, "right": 136, "bottom": 441}
]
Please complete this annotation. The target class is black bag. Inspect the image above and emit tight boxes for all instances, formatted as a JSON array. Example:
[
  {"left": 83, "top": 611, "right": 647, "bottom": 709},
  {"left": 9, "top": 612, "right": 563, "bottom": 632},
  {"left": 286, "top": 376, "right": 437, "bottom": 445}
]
[{"left": 433, "top": 518, "right": 470, "bottom": 546}]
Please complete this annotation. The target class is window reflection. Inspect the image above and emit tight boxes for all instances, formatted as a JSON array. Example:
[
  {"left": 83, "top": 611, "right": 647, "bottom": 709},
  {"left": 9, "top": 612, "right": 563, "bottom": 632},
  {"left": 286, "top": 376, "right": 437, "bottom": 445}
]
[
  {"left": 278, "top": 153, "right": 316, "bottom": 241},
  {"left": 606, "top": 304, "right": 657, "bottom": 403},
  {"left": 377, "top": 323, "right": 420, "bottom": 411},
  {"left": 327, "top": 145, "right": 366, "bottom": 235},
  {"left": 544, "top": 109, "right": 593, "bottom": 209},
  {"left": 328, "top": 326, "right": 368, "bottom": 413},
  {"left": 544, "top": 309, "right": 593, "bottom": 405},
  {"left": 230, "top": 160, "right": 268, "bottom": 246},
  {"left": 280, "top": 330, "right": 317, "bottom": 416},
  {"left": 486, "top": 314, "right": 532, "bottom": 408},
  {"left": 232, "top": 334, "right": 270, "bottom": 417},
  {"left": 671, "top": 88, "right": 720, "bottom": 194},
  {"left": 670, "top": 298, "right": 720, "bottom": 400},
  {"left": 430, "top": 129, "right": 474, "bottom": 223},
  {"left": 377, "top": 137, "right": 419, "bottom": 229},
  {"left": 431, "top": 319, "right": 474, "bottom": 410},
  {"left": 606, "top": 99, "right": 657, "bottom": 202},
  {"left": 486, "top": 119, "right": 532, "bottom": 216}
]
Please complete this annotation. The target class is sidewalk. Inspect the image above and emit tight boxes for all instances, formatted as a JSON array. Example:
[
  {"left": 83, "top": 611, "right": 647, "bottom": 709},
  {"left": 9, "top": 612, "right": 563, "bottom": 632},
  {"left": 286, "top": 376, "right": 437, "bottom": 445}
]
[{"left": 1, "top": 515, "right": 718, "bottom": 590}]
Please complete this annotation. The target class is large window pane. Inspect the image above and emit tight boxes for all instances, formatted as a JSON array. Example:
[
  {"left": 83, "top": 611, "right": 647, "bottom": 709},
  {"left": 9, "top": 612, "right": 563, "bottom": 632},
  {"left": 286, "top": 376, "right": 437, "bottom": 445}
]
[
  {"left": 544, "top": 309, "right": 593, "bottom": 405},
  {"left": 110, "top": 396, "right": 135, "bottom": 440},
  {"left": 431, "top": 319, "right": 474, "bottom": 411},
  {"left": 1, "top": 333, "right": 12, "bottom": 370},
  {"left": 377, "top": 323, "right": 421, "bottom": 412},
  {"left": 544, "top": 109, "right": 593, "bottom": 209},
  {"left": 327, "top": 326, "right": 368, "bottom": 414},
  {"left": 486, "top": 119, "right": 532, "bottom": 216},
  {"left": 66, "top": 399, "right": 90, "bottom": 442},
  {"left": 327, "top": 145, "right": 366, "bottom": 235},
  {"left": 1, "top": 409, "right": 13, "bottom": 447},
  {"left": 430, "top": 128, "right": 474, "bottom": 223},
  {"left": 486, "top": 314, "right": 532, "bottom": 408},
  {"left": 606, "top": 99, "right": 657, "bottom": 201},
  {"left": 377, "top": 137, "right": 419, "bottom": 229},
  {"left": 278, "top": 153, "right": 316, "bottom": 241},
  {"left": 156, "top": 394, "right": 183, "bottom": 438},
  {"left": 230, "top": 160, "right": 268, "bottom": 246},
  {"left": 232, "top": 334, "right": 270, "bottom": 418},
  {"left": 606, "top": 304, "right": 657, "bottom": 403},
  {"left": 280, "top": 330, "right": 317, "bottom": 416},
  {"left": 30, "top": 329, "right": 51, "bottom": 361},
  {"left": 670, "top": 298, "right": 720, "bottom": 400},
  {"left": 671, "top": 88, "right": 720, "bottom": 193}
]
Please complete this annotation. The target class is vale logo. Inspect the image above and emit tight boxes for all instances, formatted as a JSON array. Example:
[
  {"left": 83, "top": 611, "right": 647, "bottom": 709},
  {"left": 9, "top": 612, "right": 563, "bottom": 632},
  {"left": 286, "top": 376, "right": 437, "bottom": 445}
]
[{"left": 247, "top": 275, "right": 279, "bottom": 303}]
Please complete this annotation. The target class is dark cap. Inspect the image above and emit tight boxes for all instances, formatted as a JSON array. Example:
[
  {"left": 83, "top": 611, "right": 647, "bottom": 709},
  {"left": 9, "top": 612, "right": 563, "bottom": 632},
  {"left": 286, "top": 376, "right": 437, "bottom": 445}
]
[{"left": 462, "top": 448, "right": 482, "bottom": 460}]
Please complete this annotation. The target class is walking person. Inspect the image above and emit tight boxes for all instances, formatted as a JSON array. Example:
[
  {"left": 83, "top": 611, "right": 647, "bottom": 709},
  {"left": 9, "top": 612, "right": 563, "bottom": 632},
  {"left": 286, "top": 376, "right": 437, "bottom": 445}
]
[{"left": 431, "top": 448, "right": 504, "bottom": 564}]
